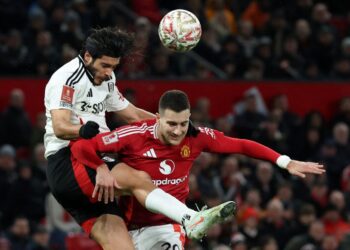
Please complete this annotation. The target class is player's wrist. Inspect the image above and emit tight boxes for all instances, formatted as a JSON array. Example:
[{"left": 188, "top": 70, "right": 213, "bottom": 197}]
[
  {"left": 97, "top": 163, "right": 108, "bottom": 169},
  {"left": 276, "top": 155, "right": 291, "bottom": 169}
]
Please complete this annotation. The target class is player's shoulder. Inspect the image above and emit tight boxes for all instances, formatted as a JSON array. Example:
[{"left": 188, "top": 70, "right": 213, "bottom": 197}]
[
  {"left": 47, "top": 57, "right": 85, "bottom": 87},
  {"left": 197, "top": 126, "right": 219, "bottom": 140},
  {"left": 116, "top": 119, "right": 157, "bottom": 137},
  {"left": 100, "top": 72, "right": 117, "bottom": 93}
]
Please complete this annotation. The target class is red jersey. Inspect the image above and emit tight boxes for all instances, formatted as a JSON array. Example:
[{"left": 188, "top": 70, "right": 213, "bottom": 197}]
[{"left": 71, "top": 119, "right": 280, "bottom": 229}]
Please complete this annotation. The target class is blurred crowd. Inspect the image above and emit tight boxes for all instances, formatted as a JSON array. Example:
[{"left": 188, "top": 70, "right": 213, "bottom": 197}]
[
  {"left": 1, "top": 0, "right": 350, "bottom": 249},
  {"left": 1, "top": 0, "right": 350, "bottom": 79},
  {"left": 1, "top": 87, "right": 350, "bottom": 250}
]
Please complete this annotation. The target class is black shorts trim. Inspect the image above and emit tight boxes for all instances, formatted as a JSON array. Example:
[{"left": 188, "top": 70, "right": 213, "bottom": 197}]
[{"left": 46, "top": 147, "right": 123, "bottom": 225}]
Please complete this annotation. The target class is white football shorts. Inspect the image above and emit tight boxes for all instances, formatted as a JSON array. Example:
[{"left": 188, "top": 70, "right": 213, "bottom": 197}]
[{"left": 129, "top": 224, "right": 186, "bottom": 250}]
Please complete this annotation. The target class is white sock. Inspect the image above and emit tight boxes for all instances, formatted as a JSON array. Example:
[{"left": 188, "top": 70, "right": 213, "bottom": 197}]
[{"left": 145, "top": 188, "right": 197, "bottom": 223}]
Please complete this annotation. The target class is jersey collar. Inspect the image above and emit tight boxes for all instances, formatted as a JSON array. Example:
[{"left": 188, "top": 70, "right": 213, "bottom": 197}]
[
  {"left": 152, "top": 122, "right": 159, "bottom": 139},
  {"left": 78, "top": 55, "right": 94, "bottom": 83}
]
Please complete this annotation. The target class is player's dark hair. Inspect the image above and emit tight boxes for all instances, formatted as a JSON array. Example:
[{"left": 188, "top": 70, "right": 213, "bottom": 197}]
[
  {"left": 159, "top": 90, "right": 190, "bottom": 113},
  {"left": 80, "top": 27, "right": 134, "bottom": 59}
]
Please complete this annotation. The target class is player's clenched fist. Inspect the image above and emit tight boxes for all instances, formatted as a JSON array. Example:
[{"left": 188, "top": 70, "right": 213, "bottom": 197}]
[{"left": 79, "top": 121, "right": 100, "bottom": 139}]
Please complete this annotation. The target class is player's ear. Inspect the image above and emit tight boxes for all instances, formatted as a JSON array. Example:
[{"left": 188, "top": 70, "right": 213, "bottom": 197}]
[
  {"left": 84, "top": 51, "right": 93, "bottom": 64},
  {"left": 156, "top": 112, "right": 160, "bottom": 121}
]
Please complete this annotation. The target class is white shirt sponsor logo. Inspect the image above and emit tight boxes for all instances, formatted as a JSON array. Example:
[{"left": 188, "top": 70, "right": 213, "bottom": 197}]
[{"left": 152, "top": 176, "right": 188, "bottom": 186}]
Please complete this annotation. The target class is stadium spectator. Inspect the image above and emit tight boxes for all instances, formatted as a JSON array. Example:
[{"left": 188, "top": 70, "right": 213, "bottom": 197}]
[
  {"left": 322, "top": 204, "right": 350, "bottom": 241},
  {"left": 250, "top": 162, "right": 280, "bottom": 207},
  {"left": 0, "top": 89, "right": 32, "bottom": 148},
  {"left": 274, "top": 35, "right": 305, "bottom": 79},
  {"left": 234, "top": 94, "right": 267, "bottom": 139},
  {"left": 320, "top": 234, "right": 340, "bottom": 250},
  {"left": 0, "top": 29, "right": 30, "bottom": 75},
  {"left": 205, "top": 0, "right": 237, "bottom": 38},
  {"left": 329, "top": 190, "right": 348, "bottom": 220},
  {"left": 291, "top": 203, "right": 317, "bottom": 236},
  {"left": 260, "top": 199, "right": 293, "bottom": 249},
  {"left": 259, "top": 236, "right": 278, "bottom": 250},
  {"left": 4, "top": 216, "right": 31, "bottom": 250},
  {"left": 237, "top": 207, "right": 261, "bottom": 249},
  {"left": 0, "top": 145, "right": 17, "bottom": 227},
  {"left": 58, "top": 10, "right": 84, "bottom": 52},
  {"left": 29, "top": 30, "right": 60, "bottom": 76},
  {"left": 243, "top": 58, "right": 265, "bottom": 80},
  {"left": 212, "top": 156, "right": 246, "bottom": 202},
  {"left": 31, "top": 143, "right": 48, "bottom": 183},
  {"left": 295, "top": 19, "right": 313, "bottom": 58},
  {"left": 2, "top": 161, "right": 47, "bottom": 227},
  {"left": 236, "top": 20, "right": 258, "bottom": 59},
  {"left": 23, "top": 7, "right": 47, "bottom": 49},
  {"left": 286, "top": 0, "right": 314, "bottom": 22},
  {"left": 28, "top": 225, "right": 50, "bottom": 250},
  {"left": 241, "top": 0, "right": 271, "bottom": 31},
  {"left": 284, "top": 220, "right": 325, "bottom": 250},
  {"left": 90, "top": 0, "right": 120, "bottom": 28},
  {"left": 30, "top": 112, "right": 46, "bottom": 148}
]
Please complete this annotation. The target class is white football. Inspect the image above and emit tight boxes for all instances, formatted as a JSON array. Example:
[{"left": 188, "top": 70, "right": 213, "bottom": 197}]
[{"left": 158, "top": 9, "right": 202, "bottom": 52}]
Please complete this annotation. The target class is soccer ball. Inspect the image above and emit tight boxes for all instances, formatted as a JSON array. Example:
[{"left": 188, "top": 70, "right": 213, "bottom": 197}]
[{"left": 158, "top": 9, "right": 202, "bottom": 52}]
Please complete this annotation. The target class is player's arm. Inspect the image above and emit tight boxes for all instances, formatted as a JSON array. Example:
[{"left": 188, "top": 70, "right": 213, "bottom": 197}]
[
  {"left": 106, "top": 83, "right": 155, "bottom": 123},
  {"left": 51, "top": 109, "right": 99, "bottom": 140},
  {"left": 70, "top": 132, "right": 125, "bottom": 203},
  {"left": 115, "top": 103, "right": 155, "bottom": 123},
  {"left": 201, "top": 128, "right": 325, "bottom": 178},
  {"left": 51, "top": 109, "right": 81, "bottom": 140},
  {"left": 70, "top": 131, "right": 123, "bottom": 169}
]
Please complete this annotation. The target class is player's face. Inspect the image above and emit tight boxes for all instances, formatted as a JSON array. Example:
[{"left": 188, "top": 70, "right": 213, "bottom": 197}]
[
  {"left": 85, "top": 53, "right": 120, "bottom": 85},
  {"left": 157, "top": 109, "right": 190, "bottom": 146}
]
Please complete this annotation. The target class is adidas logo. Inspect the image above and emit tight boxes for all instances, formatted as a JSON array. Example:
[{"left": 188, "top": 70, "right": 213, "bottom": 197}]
[
  {"left": 143, "top": 148, "right": 157, "bottom": 158},
  {"left": 87, "top": 88, "right": 93, "bottom": 97}
]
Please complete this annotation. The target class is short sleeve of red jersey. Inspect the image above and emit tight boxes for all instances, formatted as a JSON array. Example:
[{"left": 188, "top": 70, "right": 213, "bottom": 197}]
[
  {"left": 197, "top": 127, "right": 280, "bottom": 163},
  {"left": 70, "top": 129, "right": 132, "bottom": 169}
]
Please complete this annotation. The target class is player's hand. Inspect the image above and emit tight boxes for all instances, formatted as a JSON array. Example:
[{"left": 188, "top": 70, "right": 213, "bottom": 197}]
[
  {"left": 93, "top": 164, "right": 115, "bottom": 204},
  {"left": 79, "top": 121, "right": 99, "bottom": 139},
  {"left": 286, "top": 160, "right": 325, "bottom": 178}
]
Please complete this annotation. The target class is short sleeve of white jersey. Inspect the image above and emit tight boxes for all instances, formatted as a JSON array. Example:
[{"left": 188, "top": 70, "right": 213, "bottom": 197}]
[
  {"left": 105, "top": 81, "right": 129, "bottom": 112},
  {"left": 45, "top": 63, "right": 82, "bottom": 111}
]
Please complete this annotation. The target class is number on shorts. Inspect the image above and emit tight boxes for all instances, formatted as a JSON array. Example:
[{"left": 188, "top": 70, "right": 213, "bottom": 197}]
[{"left": 161, "top": 242, "right": 180, "bottom": 250}]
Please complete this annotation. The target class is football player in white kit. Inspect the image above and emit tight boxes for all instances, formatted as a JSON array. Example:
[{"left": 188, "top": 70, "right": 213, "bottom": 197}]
[{"left": 44, "top": 27, "right": 236, "bottom": 250}]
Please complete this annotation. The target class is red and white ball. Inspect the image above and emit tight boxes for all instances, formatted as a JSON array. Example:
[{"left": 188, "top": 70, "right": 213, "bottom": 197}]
[{"left": 158, "top": 9, "right": 202, "bottom": 52}]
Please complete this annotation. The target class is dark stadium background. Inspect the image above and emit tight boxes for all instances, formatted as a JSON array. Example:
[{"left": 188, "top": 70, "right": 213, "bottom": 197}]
[{"left": 0, "top": 0, "right": 350, "bottom": 249}]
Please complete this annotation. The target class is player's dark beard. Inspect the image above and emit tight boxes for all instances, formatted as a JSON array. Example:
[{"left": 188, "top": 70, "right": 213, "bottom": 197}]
[
  {"left": 86, "top": 64, "right": 97, "bottom": 79},
  {"left": 86, "top": 63, "right": 111, "bottom": 85}
]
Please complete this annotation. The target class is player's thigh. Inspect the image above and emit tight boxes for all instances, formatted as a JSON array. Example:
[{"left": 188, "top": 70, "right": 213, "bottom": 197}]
[
  {"left": 130, "top": 224, "right": 185, "bottom": 250},
  {"left": 111, "top": 162, "right": 152, "bottom": 190},
  {"left": 91, "top": 214, "right": 134, "bottom": 250},
  {"left": 47, "top": 147, "right": 123, "bottom": 234}
]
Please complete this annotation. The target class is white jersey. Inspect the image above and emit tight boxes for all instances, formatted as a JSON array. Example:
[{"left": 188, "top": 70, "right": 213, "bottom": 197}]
[{"left": 44, "top": 56, "right": 129, "bottom": 158}]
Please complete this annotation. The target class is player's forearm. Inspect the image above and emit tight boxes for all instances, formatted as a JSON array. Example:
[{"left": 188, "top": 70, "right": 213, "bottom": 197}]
[
  {"left": 214, "top": 136, "right": 280, "bottom": 163},
  {"left": 135, "top": 107, "right": 156, "bottom": 120},
  {"left": 70, "top": 140, "right": 104, "bottom": 169},
  {"left": 53, "top": 122, "right": 81, "bottom": 140}
]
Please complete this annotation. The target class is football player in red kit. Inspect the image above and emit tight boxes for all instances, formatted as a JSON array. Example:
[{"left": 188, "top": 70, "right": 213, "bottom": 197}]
[{"left": 70, "top": 90, "right": 325, "bottom": 250}]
